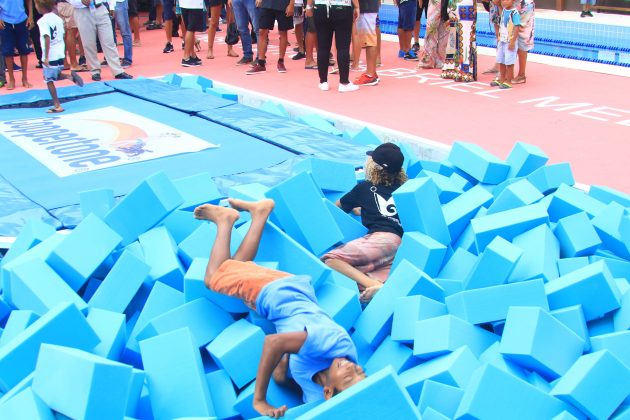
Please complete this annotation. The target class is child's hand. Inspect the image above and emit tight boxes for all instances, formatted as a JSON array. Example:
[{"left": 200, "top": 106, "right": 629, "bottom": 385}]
[
  {"left": 253, "top": 399, "right": 288, "bottom": 419},
  {"left": 44, "top": 59, "right": 50, "bottom": 67},
  {"left": 285, "top": 3, "right": 294, "bottom": 17},
  {"left": 509, "top": 42, "right": 515, "bottom": 51}
]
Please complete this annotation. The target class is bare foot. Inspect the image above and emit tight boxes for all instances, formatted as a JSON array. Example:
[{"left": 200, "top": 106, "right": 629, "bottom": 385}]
[
  {"left": 359, "top": 284, "right": 382, "bottom": 304},
  {"left": 194, "top": 204, "right": 240, "bottom": 223},
  {"left": 206, "top": 50, "right": 214, "bottom": 59},
  {"left": 228, "top": 198, "right": 275, "bottom": 218},
  {"left": 22, "top": 80, "right": 33, "bottom": 88},
  {"left": 7, "top": 80, "right": 15, "bottom": 90},
  {"left": 227, "top": 49, "right": 239, "bottom": 57}
]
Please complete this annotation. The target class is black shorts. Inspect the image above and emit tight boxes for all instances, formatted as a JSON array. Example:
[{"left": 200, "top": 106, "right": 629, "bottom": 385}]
[
  {"left": 259, "top": 8, "right": 294, "bottom": 31},
  {"left": 128, "top": 0, "right": 138, "bottom": 17},
  {"left": 181, "top": 8, "right": 205, "bottom": 32},
  {"left": 206, "top": 0, "right": 226, "bottom": 7},
  {"left": 163, "top": 0, "right": 176, "bottom": 20}
]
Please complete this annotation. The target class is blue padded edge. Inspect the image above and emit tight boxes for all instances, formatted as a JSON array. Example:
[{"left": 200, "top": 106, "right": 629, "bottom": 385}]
[
  {"left": 0, "top": 83, "right": 115, "bottom": 109},
  {"left": 105, "top": 79, "right": 236, "bottom": 114},
  {"left": 198, "top": 104, "right": 370, "bottom": 163}
]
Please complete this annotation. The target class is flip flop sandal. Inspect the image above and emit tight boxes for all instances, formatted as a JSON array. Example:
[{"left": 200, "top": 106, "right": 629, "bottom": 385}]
[
  {"left": 489, "top": 78, "right": 501, "bottom": 87},
  {"left": 47, "top": 107, "right": 64, "bottom": 113},
  {"left": 500, "top": 82, "right": 512, "bottom": 89},
  {"left": 304, "top": 65, "right": 318, "bottom": 69},
  {"left": 512, "top": 76, "right": 526, "bottom": 84}
]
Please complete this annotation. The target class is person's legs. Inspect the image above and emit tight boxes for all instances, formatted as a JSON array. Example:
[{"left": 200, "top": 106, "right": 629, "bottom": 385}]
[
  {"left": 226, "top": 5, "right": 239, "bottom": 56},
  {"left": 95, "top": 7, "right": 125, "bottom": 76},
  {"left": 314, "top": 7, "right": 333, "bottom": 84},
  {"left": 116, "top": 0, "right": 134, "bottom": 64},
  {"left": 163, "top": 0, "right": 175, "bottom": 49},
  {"left": 74, "top": 8, "right": 100, "bottom": 77},
  {"left": 498, "top": 63, "right": 506, "bottom": 83},
  {"left": 229, "top": 199, "right": 275, "bottom": 262},
  {"left": 233, "top": 0, "right": 253, "bottom": 60},
  {"left": 305, "top": 15, "right": 317, "bottom": 67},
  {"left": 351, "top": 23, "right": 361, "bottom": 70},
  {"left": 19, "top": 54, "right": 31, "bottom": 88},
  {"left": 258, "top": 28, "right": 269, "bottom": 62},
  {"left": 294, "top": 22, "right": 305, "bottom": 54},
  {"left": 333, "top": 8, "right": 353, "bottom": 85},
  {"left": 278, "top": 30, "right": 288, "bottom": 60},
  {"left": 47, "top": 82, "right": 62, "bottom": 111},
  {"left": 4, "top": 56, "right": 15, "bottom": 90},
  {"left": 207, "top": 4, "right": 222, "bottom": 58},
  {"left": 516, "top": 49, "right": 527, "bottom": 79}
]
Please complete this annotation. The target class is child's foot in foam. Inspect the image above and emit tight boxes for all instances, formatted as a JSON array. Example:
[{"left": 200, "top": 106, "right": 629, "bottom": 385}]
[
  {"left": 194, "top": 204, "right": 240, "bottom": 223},
  {"left": 228, "top": 198, "right": 275, "bottom": 217},
  {"left": 359, "top": 284, "right": 382, "bottom": 304}
]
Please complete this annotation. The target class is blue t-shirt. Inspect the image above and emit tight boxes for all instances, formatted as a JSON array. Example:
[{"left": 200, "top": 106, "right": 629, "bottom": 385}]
[
  {"left": 499, "top": 8, "right": 521, "bottom": 43},
  {"left": 256, "top": 276, "right": 358, "bottom": 403},
  {"left": 0, "top": 0, "right": 27, "bottom": 25}
]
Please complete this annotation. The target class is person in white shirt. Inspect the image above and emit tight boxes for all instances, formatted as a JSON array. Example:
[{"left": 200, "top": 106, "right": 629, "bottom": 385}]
[
  {"left": 35, "top": 0, "right": 84, "bottom": 113},
  {"left": 67, "top": 0, "right": 132, "bottom": 81}
]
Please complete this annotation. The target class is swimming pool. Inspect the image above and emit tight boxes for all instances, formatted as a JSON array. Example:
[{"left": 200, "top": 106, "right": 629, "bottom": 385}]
[{"left": 378, "top": 5, "right": 630, "bottom": 67}]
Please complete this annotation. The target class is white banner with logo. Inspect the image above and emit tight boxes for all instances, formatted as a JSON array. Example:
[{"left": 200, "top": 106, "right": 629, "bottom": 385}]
[{"left": 0, "top": 106, "right": 217, "bottom": 177}]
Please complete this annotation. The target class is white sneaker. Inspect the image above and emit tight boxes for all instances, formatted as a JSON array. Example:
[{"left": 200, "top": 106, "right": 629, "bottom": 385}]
[
  {"left": 338, "top": 82, "right": 359, "bottom": 93},
  {"left": 318, "top": 82, "right": 329, "bottom": 91}
]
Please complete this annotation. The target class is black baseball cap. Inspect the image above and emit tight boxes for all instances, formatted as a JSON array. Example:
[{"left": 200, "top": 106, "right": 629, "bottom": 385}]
[{"left": 366, "top": 143, "right": 404, "bottom": 174}]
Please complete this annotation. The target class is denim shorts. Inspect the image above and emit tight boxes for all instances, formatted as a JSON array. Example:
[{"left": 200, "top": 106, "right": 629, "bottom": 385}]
[
  {"left": 0, "top": 20, "right": 30, "bottom": 56},
  {"left": 397, "top": 0, "right": 417, "bottom": 31},
  {"left": 43, "top": 60, "right": 65, "bottom": 83},
  {"left": 496, "top": 41, "right": 517, "bottom": 65}
]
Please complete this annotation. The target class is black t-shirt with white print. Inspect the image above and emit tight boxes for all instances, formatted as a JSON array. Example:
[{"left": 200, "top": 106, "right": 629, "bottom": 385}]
[{"left": 339, "top": 180, "right": 403, "bottom": 237}]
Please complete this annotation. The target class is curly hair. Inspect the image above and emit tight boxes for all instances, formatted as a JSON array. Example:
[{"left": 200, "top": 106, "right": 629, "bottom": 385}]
[
  {"left": 365, "top": 158, "right": 408, "bottom": 187},
  {"left": 36, "top": 0, "right": 55, "bottom": 12}
]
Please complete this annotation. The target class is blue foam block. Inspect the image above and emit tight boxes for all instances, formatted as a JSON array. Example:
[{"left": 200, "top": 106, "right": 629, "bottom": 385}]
[
  {"left": 173, "top": 173, "right": 223, "bottom": 211},
  {"left": 247, "top": 310, "right": 276, "bottom": 335},
  {"left": 509, "top": 224, "right": 560, "bottom": 283},
  {"left": 350, "top": 127, "right": 381, "bottom": 147},
  {"left": 448, "top": 142, "right": 510, "bottom": 185},
  {"left": 527, "top": 163, "right": 575, "bottom": 195},
  {"left": 413, "top": 315, "right": 498, "bottom": 359},
  {"left": 162, "top": 73, "right": 183, "bottom": 85},
  {"left": 0, "top": 310, "right": 39, "bottom": 348},
  {"left": 161, "top": 210, "right": 205, "bottom": 245},
  {"left": 554, "top": 212, "right": 602, "bottom": 257},
  {"left": 323, "top": 199, "right": 368, "bottom": 245},
  {"left": 614, "top": 290, "right": 630, "bottom": 332},
  {"left": 500, "top": 306, "right": 585, "bottom": 380},
  {"left": 250, "top": 402, "right": 322, "bottom": 420},
  {"left": 88, "top": 249, "right": 150, "bottom": 313},
  {"left": 258, "top": 100, "right": 290, "bottom": 117},
  {"left": 392, "top": 177, "right": 451, "bottom": 246},
  {"left": 456, "top": 363, "right": 569, "bottom": 419},
  {"left": 177, "top": 222, "right": 243, "bottom": 269},
  {"left": 233, "top": 377, "right": 302, "bottom": 419},
  {"left": 449, "top": 171, "right": 474, "bottom": 192},
  {"left": 295, "top": 366, "right": 420, "bottom": 419},
  {"left": 227, "top": 183, "right": 270, "bottom": 201},
  {"left": 265, "top": 171, "right": 343, "bottom": 255},
  {"left": 297, "top": 114, "right": 342, "bottom": 136},
  {"left": 0, "top": 302, "right": 100, "bottom": 393},
  {"left": 557, "top": 257, "right": 590, "bottom": 276},
  {"left": 478, "top": 342, "right": 528, "bottom": 380},
  {"left": 398, "top": 346, "right": 480, "bottom": 403},
  {"left": 139, "top": 226, "right": 185, "bottom": 291},
  {"left": 104, "top": 171, "right": 184, "bottom": 246},
  {"left": 588, "top": 185, "right": 630, "bottom": 207},
  {"left": 447, "top": 278, "right": 548, "bottom": 325},
  {"left": 588, "top": 313, "right": 615, "bottom": 337},
  {"left": 591, "top": 331, "right": 630, "bottom": 369},
  {"left": 206, "top": 85, "right": 238, "bottom": 101},
  {"left": 46, "top": 214, "right": 122, "bottom": 291},
  {"left": 140, "top": 328, "right": 215, "bottom": 420},
  {"left": 438, "top": 248, "right": 478, "bottom": 281},
  {"left": 551, "top": 350, "right": 630, "bottom": 420},
  {"left": 87, "top": 308, "right": 127, "bottom": 360},
  {"left": 418, "top": 171, "right": 463, "bottom": 204},
  {"left": 545, "top": 260, "right": 621, "bottom": 321},
  {"left": 0, "top": 372, "right": 33, "bottom": 407},
  {"left": 421, "top": 406, "right": 450, "bottom": 420},
  {"left": 0, "top": 387, "right": 54, "bottom": 420},
  {"left": 470, "top": 203, "right": 549, "bottom": 252},
  {"left": 548, "top": 184, "right": 606, "bottom": 223},
  {"left": 123, "top": 282, "right": 184, "bottom": 366},
  {"left": 506, "top": 142, "right": 549, "bottom": 178},
  {"left": 397, "top": 142, "right": 421, "bottom": 173},
  {"left": 351, "top": 331, "right": 375, "bottom": 366},
  {"left": 293, "top": 157, "right": 357, "bottom": 192},
  {"left": 9, "top": 259, "right": 87, "bottom": 316},
  {"left": 124, "top": 368, "right": 146, "bottom": 418},
  {"left": 391, "top": 295, "right": 446, "bottom": 343},
  {"left": 79, "top": 188, "right": 115, "bottom": 219},
  {"left": 32, "top": 344, "right": 132, "bottom": 419},
  {"left": 486, "top": 179, "right": 543, "bottom": 215},
  {"left": 464, "top": 236, "right": 522, "bottom": 290},
  {"left": 550, "top": 305, "right": 590, "bottom": 351},
  {"left": 364, "top": 335, "right": 418, "bottom": 375},
  {"left": 136, "top": 298, "right": 233, "bottom": 348},
  {"left": 418, "top": 380, "right": 464, "bottom": 419},
  {"left": 354, "top": 260, "right": 445, "bottom": 347},
  {"left": 315, "top": 281, "right": 361, "bottom": 332},
  {"left": 1, "top": 220, "right": 55, "bottom": 267},
  {"left": 205, "top": 319, "right": 264, "bottom": 388},
  {"left": 179, "top": 75, "right": 213, "bottom": 91},
  {"left": 205, "top": 370, "right": 239, "bottom": 420},
  {"left": 591, "top": 202, "right": 630, "bottom": 260},
  {"left": 391, "top": 232, "right": 447, "bottom": 277}
]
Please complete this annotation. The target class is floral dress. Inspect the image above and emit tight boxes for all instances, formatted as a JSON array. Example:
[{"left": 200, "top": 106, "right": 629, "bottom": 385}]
[
  {"left": 514, "top": 0, "right": 535, "bottom": 51},
  {"left": 420, "top": 0, "right": 450, "bottom": 68}
]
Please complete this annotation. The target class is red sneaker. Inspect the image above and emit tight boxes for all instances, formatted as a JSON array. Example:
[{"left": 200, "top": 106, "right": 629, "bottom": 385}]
[
  {"left": 277, "top": 60, "right": 287, "bottom": 73},
  {"left": 246, "top": 61, "right": 266, "bottom": 75},
  {"left": 354, "top": 72, "right": 379, "bottom": 86}
]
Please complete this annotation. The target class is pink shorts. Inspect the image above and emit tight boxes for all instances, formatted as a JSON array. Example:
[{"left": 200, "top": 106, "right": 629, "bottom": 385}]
[{"left": 321, "top": 232, "right": 402, "bottom": 283}]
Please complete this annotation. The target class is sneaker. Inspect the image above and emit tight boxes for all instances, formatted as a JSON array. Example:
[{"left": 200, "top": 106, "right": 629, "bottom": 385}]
[
  {"left": 236, "top": 56, "right": 253, "bottom": 66},
  {"left": 587, "top": 10, "right": 593, "bottom": 16},
  {"left": 292, "top": 51, "right": 306, "bottom": 60},
  {"left": 246, "top": 61, "right": 266, "bottom": 75},
  {"left": 101, "top": 60, "right": 108, "bottom": 66},
  {"left": 115, "top": 72, "right": 133, "bottom": 79},
  {"left": 354, "top": 72, "right": 379, "bottom": 86},
  {"left": 120, "top": 59, "right": 132, "bottom": 69},
  {"left": 181, "top": 57, "right": 197, "bottom": 67},
  {"left": 318, "top": 82, "right": 329, "bottom": 91},
  {"left": 412, "top": 42, "right": 420, "bottom": 53},
  {"left": 91, "top": 73, "right": 101, "bottom": 81},
  {"left": 489, "top": 79, "right": 501, "bottom": 87},
  {"left": 78, "top": 56, "right": 86, "bottom": 66},
  {"left": 277, "top": 60, "right": 287, "bottom": 73},
  {"left": 70, "top": 70, "right": 84, "bottom": 87},
  {"left": 580, "top": 10, "right": 587, "bottom": 17},
  {"left": 163, "top": 42, "right": 174, "bottom": 53},
  {"left": 13, "top": 64, "right": 22, "bottom": 72},
  {"left": 192, "top": 56, "right": 202, "bottom": 64},
  {"left": 398, "top": 49, "right": 405, "bottom": 58},
  {"left": 404, "top": 51, "right": 419, "bottom": 61},
  {"left": 338, "top": 82, "right": 359, "bottom": 92}
]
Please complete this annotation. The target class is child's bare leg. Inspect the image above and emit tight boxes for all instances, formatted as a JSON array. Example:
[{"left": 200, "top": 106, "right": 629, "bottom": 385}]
[
  {"left": 20, "top": 55, "right": 32, "bottom": 88},
  {"left": 5, "top": 56, "right": 15, "bottom": 90},
  {"left": 194, "top": 204, "right": 240, "bottom": 285},
  {"left": 47, "top": 82, "right": 63, "bottom": 112},
  {"left": 498, "top": 63, "right": 506, "bottom": 83},
  {"left": 324, "top": 259, "right": 382, "bottom": 290},
  {"left": 506, "top": 64, "right": 514, "bottom": 84},
  {"left": 229, "top": 199, "right": 275, "bottom": 262}
]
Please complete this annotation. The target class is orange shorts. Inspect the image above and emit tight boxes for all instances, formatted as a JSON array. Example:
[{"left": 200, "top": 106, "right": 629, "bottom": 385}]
[{"left": 209, "top": 260, "right": 290, "bottom": 310}]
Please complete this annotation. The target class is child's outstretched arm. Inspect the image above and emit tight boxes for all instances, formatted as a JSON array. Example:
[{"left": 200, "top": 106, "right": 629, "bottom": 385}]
[{"left": 254, "top": 330, "right": 308, "bottom": 418}]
